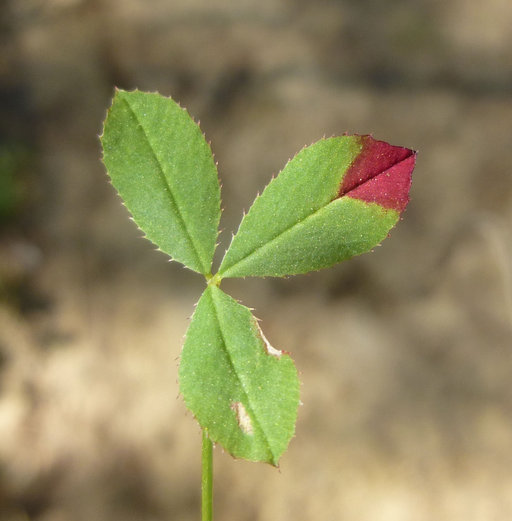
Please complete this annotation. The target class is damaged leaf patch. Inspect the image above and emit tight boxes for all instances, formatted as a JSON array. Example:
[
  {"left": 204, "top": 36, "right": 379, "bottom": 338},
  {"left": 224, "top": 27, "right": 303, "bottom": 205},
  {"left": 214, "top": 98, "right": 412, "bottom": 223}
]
[
  {"left": 231, "top": 402, "right": 254, "bottom": 435},
  {"left": 339, "top": 135, "right": 415, "bottom": 212}
]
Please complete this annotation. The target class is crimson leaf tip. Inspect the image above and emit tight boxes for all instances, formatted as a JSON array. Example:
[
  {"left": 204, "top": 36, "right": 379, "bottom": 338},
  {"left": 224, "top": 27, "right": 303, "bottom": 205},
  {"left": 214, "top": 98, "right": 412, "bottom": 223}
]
[{"left": 339, "top": 135, "right": 416, "bottom": 213}]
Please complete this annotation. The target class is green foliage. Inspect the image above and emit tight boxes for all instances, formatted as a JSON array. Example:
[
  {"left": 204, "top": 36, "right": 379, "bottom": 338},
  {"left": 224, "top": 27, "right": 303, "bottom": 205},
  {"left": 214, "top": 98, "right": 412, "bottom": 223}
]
[
  {"left": 101, "top": 89, "right": 220, "bottom": 275},
  {"left": 101, "top": 89, "right": 415, "bottom": 466},
  {"left": 179, "top": 286, "right": 299, "bottom": 465}
]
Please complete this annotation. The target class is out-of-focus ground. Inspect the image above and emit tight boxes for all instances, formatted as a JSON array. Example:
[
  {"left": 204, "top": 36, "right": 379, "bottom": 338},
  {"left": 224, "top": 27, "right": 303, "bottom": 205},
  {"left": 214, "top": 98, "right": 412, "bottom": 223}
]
[{"left": 1, "top": 1, "right": 511, "bottom": 520}]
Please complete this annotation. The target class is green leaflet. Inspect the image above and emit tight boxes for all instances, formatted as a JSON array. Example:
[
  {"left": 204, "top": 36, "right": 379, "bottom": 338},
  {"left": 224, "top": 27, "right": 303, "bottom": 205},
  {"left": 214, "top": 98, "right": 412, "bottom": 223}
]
[
  {"left": 218, "top": 137, "right": 404, "bottom": 278},
  {"left": 179, "top": 286, "right": 300, "bottom": 465},
  {"left": 101, "top": 89, "right": 220, "bottom": 275}
]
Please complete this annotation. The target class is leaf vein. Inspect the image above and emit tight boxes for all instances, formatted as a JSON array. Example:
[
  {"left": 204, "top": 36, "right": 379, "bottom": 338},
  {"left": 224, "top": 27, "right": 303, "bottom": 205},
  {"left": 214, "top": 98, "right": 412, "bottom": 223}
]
[
  {"left": 209, "top": 289, "right": 275, "bottom": 461},
  {"left": 219, "top": 198, "right": 339, "bottom": 277},
  {"left": 120, "top": 96, "right": 206, "bottom": 273},
  {"left": 340, "top": 153, "right": 415, "bottom": 196}
]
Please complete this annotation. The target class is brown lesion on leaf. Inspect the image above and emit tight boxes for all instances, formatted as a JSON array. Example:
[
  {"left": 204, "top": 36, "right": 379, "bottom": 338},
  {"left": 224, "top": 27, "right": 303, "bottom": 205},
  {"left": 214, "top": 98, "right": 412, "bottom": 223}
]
[{"left": 231, "top": 401, "right": 253, "bottom": 435}]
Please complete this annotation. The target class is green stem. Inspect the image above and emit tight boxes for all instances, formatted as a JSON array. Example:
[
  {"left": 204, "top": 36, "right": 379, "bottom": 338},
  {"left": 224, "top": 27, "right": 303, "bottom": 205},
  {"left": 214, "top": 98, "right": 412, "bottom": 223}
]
[{"left": 202, "top": 429, "right": 213, "bottom": 521}]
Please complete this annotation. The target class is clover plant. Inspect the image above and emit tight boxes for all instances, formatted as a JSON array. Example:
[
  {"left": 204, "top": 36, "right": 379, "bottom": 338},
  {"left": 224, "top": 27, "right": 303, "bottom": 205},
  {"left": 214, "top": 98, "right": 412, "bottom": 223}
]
[{"left": 100, "top": 89, "right": 416, "bottom": 520}]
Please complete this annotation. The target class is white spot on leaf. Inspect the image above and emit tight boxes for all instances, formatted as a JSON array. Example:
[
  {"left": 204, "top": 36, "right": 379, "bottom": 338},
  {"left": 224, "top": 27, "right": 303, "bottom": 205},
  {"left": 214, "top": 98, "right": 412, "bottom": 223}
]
[
  {"left": 256, "top": 323, "right": 282, "bottom": 357},
  {"left": 231, "top": 402, "right": 253, "bottom": 435}
]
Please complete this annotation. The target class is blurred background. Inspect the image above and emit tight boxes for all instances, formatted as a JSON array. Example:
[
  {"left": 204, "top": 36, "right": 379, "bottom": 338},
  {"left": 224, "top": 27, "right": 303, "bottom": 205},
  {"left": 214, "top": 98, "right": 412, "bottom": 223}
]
[{"left": 1, "top": 1, "right": 511, "bottom": 520}]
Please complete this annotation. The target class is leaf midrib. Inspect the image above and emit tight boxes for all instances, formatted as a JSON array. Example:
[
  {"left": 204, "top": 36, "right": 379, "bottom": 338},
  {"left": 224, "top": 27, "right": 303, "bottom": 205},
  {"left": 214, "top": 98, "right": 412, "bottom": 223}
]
[
  {"left": 120, "top": 95, "right": 207, "bottom": 274},
  {"left": 209, "top": 288, "right": 277, "bottom": 464},
  {"left": 339, "top": 150, "right": 414, "bottom": 196}
]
